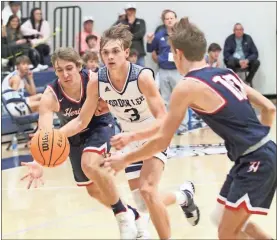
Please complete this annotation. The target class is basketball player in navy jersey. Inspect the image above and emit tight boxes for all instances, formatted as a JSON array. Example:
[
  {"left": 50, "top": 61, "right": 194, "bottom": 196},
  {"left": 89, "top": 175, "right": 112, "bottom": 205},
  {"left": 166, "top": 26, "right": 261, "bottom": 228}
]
[
  {"left": 56, "top": 25, "right": 200, "bottom": 240},
  {"left": 105, "top": 18, "right": 276, "bottom": 239},
  {"left": 20, "top": 47, "right": 148, "bottom": 239}
]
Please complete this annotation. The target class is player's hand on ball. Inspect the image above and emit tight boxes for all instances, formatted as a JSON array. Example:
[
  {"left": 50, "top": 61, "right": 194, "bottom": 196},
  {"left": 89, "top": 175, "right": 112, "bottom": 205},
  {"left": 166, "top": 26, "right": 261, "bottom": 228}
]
[
  {"left": 20, "top": 161, "right": 44, "bottom": 189},
  {"left": 110, "top": 133, "right": 134, "bottom": 150},
  {"left": 103, "top": 154, "right": 128, "bottom": 173}
]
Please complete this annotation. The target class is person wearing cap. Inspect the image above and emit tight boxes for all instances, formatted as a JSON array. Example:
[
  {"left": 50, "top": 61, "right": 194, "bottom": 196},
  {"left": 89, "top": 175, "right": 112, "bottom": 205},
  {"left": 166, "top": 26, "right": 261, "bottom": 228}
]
[
  {"left": 120, "top": 3, "right": 146, "bottom": 66},
  {"left": 2, "top": 1, "right": 21, "bottom": 26},
  {"left": 75, "top": 16, "right": 100, "bottom": 55}
]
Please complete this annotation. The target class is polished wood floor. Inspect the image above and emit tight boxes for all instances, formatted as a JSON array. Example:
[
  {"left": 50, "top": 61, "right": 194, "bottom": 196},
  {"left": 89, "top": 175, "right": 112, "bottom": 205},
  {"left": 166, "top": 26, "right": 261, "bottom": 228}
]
[{"left": 2, "top": 123, "right": 276, "bottom": 239}]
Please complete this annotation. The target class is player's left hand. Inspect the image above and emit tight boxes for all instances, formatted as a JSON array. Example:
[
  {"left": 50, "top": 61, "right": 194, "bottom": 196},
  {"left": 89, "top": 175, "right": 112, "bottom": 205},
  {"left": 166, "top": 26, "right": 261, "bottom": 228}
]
[
  {"left": 110, "top": 132, "right": 134, "bottom": 150},
  {"left": 103, "top": 153, "right": 128, "bottom": 174}
]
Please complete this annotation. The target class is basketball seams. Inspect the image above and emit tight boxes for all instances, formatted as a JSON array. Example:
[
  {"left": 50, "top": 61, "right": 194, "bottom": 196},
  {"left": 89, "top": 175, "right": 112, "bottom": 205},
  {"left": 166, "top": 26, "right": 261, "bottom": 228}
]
[
  {"left": 48, "top": 129, "right": 55, "bottom": 167},
  {"left": 37, "top": 131, "right": 47, "bottom": 166},
  {"left": 30, "top": 129, "right": 69, "bottom": 167},
  {"left": 53, "top": 134, "right": 68, "bottom": 166}
]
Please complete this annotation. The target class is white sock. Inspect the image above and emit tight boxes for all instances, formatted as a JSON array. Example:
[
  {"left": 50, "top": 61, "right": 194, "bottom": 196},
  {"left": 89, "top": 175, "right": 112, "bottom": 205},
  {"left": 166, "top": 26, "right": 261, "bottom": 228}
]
[{"left": 174, "top": 191, "right": 188, "bottom": 206}]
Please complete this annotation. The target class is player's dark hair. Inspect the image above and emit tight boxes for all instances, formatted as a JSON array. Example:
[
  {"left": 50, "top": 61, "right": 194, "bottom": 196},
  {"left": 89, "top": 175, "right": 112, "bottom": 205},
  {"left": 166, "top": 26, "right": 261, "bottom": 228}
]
[
  {"left": 168, "top": 17, "right": 207, "bottom": 61},
  {"left": 100, "top": 24, "right": 133, "bottom": 51},
  {"left": 51, "top": 47, "right": 83, "bottom": 68}
]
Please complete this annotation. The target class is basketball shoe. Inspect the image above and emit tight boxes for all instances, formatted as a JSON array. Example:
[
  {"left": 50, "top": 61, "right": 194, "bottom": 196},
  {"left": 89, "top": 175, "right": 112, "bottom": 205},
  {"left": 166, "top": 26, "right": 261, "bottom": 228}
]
[
  {"left": 179, "top": 181, "right": 200, "bottom": 226},
  {"left": 115, "top": 207, "right": 138, "bottom": 239}
]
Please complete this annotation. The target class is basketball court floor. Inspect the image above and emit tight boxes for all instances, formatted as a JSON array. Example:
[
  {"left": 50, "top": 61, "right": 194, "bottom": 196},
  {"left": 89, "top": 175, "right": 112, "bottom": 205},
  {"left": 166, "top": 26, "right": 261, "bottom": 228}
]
[{"left": 1, "top": 122, "right": 276, "bottom": 239}]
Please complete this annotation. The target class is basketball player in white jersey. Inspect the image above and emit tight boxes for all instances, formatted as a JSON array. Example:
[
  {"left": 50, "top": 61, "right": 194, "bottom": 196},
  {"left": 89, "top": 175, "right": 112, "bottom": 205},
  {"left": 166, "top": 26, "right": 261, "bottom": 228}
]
[
  {"left": 2, "top": 56, "right": 42, "bottom": 114},
  {"left": 58, "top": 24, "right": 200, "bottom": 239}
]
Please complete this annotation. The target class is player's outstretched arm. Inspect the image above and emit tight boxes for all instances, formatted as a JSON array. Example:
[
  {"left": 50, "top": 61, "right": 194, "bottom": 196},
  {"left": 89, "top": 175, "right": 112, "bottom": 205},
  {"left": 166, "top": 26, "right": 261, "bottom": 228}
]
[
  {"left": 20, "top": 87, "right": 57, "bottom": 189},
  {"left": 59, "top": 73, "right": 99, "bottom": 137},
  {"left": 121, "top": 80, "right": 196, "bottom": 165},
  {"left": 244, "top": 83, "right": 276, "bottom": 127}
]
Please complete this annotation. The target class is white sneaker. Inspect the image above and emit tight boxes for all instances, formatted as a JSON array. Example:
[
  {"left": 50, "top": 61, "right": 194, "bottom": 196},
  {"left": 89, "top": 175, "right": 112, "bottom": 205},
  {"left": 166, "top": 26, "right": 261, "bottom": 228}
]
[
  {"left": 115, "top": 208, "right": 138, "bottom": 239},
  {"left": 32, "top": 67, "right": 40, "bottom": 72},
  {"left": 136, "top": 214, "right": 150, "bottom": 239},
  {"left": 37, "top": 64, "right": 48, "bottom": 71},
  {"left": 179, "top": 181, "right": 200, "bottom": 226}
]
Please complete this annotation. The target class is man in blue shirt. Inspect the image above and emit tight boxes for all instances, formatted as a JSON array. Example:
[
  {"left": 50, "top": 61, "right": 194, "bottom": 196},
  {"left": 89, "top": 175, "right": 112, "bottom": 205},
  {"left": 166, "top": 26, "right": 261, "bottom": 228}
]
[
  {"left": 223, "top": 23, "right": 260, "bottom": 86},
  {"left": 147, "top": 9, "right": 187, "bottom": 134}
]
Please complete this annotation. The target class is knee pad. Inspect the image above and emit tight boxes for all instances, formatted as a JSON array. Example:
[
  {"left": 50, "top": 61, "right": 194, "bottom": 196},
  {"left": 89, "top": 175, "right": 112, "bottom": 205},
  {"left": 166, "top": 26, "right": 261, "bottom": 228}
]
[
  {"left": 132, "top": 189, "right": 148, "bottom": 213},
  {"left": 210, "top": 201, "right": 225, "bottom": 227}
]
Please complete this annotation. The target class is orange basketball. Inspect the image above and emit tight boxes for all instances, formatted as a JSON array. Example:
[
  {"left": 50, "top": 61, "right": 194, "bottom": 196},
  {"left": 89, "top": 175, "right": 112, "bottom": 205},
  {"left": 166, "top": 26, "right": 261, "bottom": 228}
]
[{"left": 30, "top": 129, "right": 70, "bottom": 167}]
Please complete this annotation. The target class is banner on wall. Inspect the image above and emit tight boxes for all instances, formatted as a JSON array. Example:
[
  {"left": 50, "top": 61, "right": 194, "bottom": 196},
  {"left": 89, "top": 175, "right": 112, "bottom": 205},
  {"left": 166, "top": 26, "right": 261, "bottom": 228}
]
[{"left": 168, "top": 143, "right": 227, "bottom": 159}]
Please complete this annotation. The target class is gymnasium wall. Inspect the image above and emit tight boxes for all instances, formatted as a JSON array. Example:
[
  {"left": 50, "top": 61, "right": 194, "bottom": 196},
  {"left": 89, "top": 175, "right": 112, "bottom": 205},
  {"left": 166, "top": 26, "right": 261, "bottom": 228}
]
[{"left": 16, "top": 2, "right": 277, "bottom": 95}]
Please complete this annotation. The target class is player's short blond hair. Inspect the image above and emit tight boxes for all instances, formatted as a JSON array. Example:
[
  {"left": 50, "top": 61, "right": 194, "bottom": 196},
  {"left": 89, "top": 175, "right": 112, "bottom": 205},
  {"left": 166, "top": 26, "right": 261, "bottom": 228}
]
[
  {"left": 168, "top": 17, "right": 207, "bottom": 61},
  {"left": 100, "top": 24, "right": 133, "bottom": 51},
  {"left": 51, "top": 47, "right": 83, "bottom": 68}
]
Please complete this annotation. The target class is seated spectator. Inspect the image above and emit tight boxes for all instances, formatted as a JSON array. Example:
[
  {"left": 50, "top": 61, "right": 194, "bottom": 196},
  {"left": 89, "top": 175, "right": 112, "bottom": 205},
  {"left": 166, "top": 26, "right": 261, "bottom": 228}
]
[
  {"left": 2, "top": 56, "right": 42, "bottom": 113},
  {"left": 120, "top": 3, "right": 146, "bottom": 66},
  {"left": 1, "top": 15, "right": 40, "bottom": 70},
  {"left": 20, "top": 7, "right": 50, "bottom": 71},
  {"left": 223, "top": 23, "right": 260, "bottom": 84},
  {"left": 85, "top": 34, "right": 99, "bottom": 53},
  {"left": 2, "top": 1, "right": 21, "bottom": 26},
  {"left": 75, "top": 16, "right": 100, "bottom": 55},
  {"left": 205, "top": 43, "right": 222, "bottom": 67},
  {"left": 82, "top": 51, "right": 100, "bottom": 72},
  {"left": 127, "top": 48, "right": 138, "bottom": 64}
]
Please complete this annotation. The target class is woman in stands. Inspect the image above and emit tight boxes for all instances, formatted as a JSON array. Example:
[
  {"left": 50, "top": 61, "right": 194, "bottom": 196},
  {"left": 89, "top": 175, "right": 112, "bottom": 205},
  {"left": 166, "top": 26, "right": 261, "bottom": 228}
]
[
  {"left": 2, "top": 56, "right": 42, "bottom": 115},
  {"left": 21, "top": 7, "right": 50, "bottom": 71},
  {"left": 2, "top": 15, "right": 40, "bottom": 70}
]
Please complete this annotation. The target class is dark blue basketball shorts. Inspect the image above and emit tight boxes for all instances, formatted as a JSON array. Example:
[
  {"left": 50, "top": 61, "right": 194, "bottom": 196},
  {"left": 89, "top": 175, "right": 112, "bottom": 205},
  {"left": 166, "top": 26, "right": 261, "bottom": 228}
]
[
  {"left": 68, "top": 118, "right": 115, "bottom": 186},
  {"left": 217, "top": 140, "right": 276, "bottom": 215}
]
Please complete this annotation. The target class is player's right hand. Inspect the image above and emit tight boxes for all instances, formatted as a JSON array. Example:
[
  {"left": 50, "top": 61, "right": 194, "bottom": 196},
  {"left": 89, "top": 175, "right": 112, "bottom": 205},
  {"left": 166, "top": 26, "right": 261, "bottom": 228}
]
[{"left": 20, "top": 161, "right": 44, "bottom": 189}]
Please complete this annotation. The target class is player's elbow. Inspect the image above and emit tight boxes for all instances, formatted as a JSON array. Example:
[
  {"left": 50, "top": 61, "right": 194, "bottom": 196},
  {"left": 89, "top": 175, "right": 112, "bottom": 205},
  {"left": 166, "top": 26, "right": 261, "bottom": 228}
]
[
  {"left": 267, "top": 104, "right": 276, "bottom": 114},
  {"left": 77, "top": 117, "right": 89, "bottom": 131}
]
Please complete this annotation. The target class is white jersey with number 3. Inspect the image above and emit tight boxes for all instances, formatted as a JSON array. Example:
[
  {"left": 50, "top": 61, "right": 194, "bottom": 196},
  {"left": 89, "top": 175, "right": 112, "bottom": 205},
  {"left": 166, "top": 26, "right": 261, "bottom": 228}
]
[{"left": 98, "top": 63, "right": 155, "bottom": 132}]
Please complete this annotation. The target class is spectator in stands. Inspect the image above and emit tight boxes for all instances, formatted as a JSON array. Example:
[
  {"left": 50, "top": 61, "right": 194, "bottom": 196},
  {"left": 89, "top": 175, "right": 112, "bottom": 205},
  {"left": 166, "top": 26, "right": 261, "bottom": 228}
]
[
  {"left": 205, "top": 43, "right": 222, "bottom": 67},
  {"left": 147, "top": 9, "right": 187, "bottom": 134},
  {"left": 120, "top": 3, "right": 146, "bottom": 66},
  {"left": 1, "top": 15, "right": 41, "bottom": 70},
  {"left": 75, "top": 16, "right": 100, "bottom": 56},
  {"left": 2, "top": 1, "right": 21, "bottom": 26},
  {"left": 85, "top": 34, "right": 99, "bottom": 53},
  {"left": 113, "top": 9, "right": 127, "bottom": 26},
  {"left": 223, "top": 23, "right": 260, "bottom": 84},
  {"left": 2, "top": 56, "right": 42, "bottom": 113},
  {"left": 20, "top": 7, "right": 50, "bottom": 71},
  {"left": 82, "top": 51, "right": 100, "bottom": 72},
  {"left": 127, "top": 48, "right": 138, "bottom": 64}
]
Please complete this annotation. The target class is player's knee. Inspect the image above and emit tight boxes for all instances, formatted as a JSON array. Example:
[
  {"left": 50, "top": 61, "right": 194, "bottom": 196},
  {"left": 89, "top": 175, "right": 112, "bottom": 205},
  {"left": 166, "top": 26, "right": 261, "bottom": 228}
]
[
  {"left": 86, "top": 184, "right": 101, "bottom": 198},
  {"left": 218, "top": 223, "right": 233, "bottom": 239},
  {"left": 210, "top": 202, "right": 225, "bottom": 227},
  {"left": 139, "top": 181, "right": 157, "bottom": 203},
  {"left": 81, "top": 153, "right": 102, "bottom": 177},
  {"left": 218, "top": 221, "right": 238, "bottom": 239}
]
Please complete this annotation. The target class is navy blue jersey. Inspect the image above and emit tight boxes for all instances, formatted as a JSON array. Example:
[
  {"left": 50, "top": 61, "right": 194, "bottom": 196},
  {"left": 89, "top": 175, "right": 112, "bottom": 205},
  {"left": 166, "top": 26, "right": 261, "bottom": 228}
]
[
  {"left": 185, "top": 67, "right": 270, "bottom": 161},
  {"left": 48, "top": 69, "right": 113, "bottom": 145}
]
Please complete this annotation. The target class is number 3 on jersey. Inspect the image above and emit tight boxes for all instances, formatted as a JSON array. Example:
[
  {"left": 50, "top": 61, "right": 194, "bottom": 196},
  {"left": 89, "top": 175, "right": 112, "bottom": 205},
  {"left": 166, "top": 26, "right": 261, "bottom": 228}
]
[
  {"left": 212, "top": 74, "right": 247, "bottom": 101},
  {"left": 124, "top": 108, "right": 140, "bottom": 122}
]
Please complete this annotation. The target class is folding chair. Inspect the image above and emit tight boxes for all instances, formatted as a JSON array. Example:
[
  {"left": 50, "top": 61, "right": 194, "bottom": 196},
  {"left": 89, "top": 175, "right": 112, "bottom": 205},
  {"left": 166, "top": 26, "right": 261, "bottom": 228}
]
[
  {"left": 2, "top": 89, "right": 39, "bottom": 150},
  {"left": 235, "top": 68, "right": 252, "bottom": 87}
]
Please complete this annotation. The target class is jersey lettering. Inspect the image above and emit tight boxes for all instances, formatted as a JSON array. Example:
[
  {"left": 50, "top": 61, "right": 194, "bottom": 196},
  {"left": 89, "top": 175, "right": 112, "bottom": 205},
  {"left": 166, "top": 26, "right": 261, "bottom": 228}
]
[
  {"left": 212, "top": 74, "right": 247, "bottom": 101},
  {"left": 124, "top": 108, "right": 140, "bottom": 122}
]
